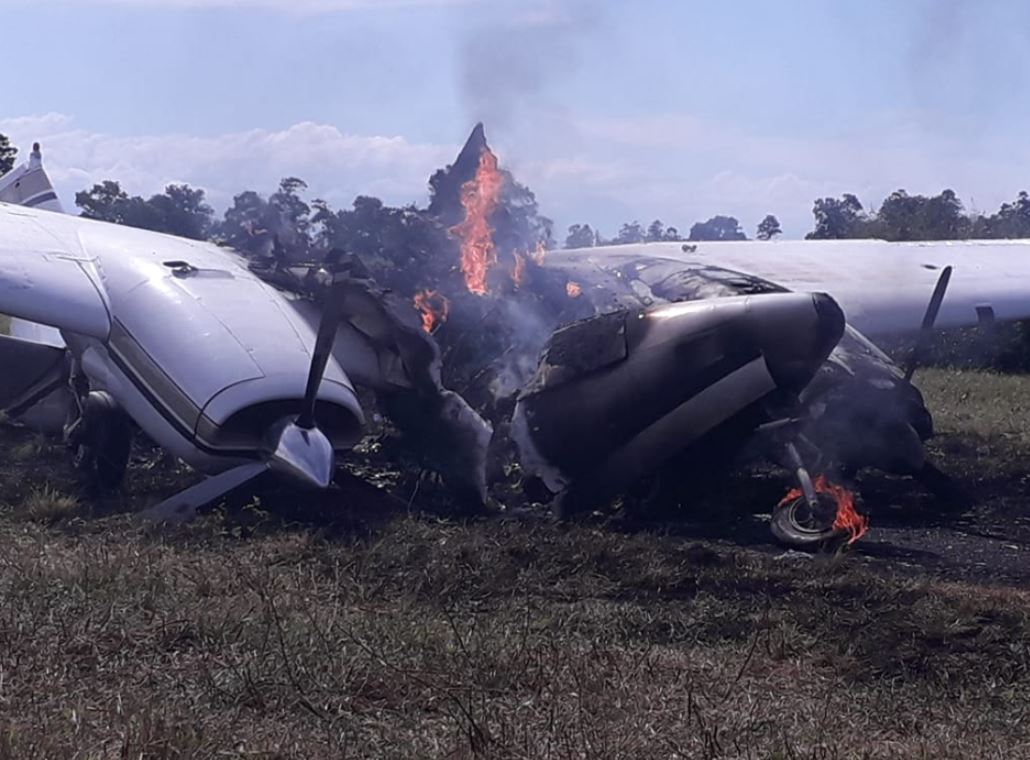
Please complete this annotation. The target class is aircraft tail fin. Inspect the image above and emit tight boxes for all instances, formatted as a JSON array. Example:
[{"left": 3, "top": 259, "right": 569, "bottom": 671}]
[
  {"left": 0, "top": 142, "right": 64, "bottom": 213},
  {"left": 0, "top": 141, "right": 68, "bottom": 349}
]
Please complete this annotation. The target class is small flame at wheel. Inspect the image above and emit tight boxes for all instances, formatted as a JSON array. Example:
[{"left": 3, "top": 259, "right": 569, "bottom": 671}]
[{"left": 778, "top": 474, "right": 869, "bottom": 545}]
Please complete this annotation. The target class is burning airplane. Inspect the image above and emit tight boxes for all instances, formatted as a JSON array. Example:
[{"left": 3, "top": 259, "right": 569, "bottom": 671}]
[{"left": 1, "top": 127, "right": 1023, "bottom": 547}]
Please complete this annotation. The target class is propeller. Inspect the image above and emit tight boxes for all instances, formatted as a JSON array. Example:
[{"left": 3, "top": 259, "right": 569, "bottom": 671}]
[
  {"left": 296, "top": 275, "right": 348, "bottom": 429},
  {"left": 140, "top": 461, "right": 269, "bottom": 524},
  {"left": 141, "top": 276, "right": 351, "bottom": 524},
  {"left": 904, "top": 265, "right": 952, "bottom": 382}
]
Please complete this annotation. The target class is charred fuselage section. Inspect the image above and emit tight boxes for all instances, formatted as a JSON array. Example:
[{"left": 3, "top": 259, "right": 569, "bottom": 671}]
[
  {"left": 511, "top": 292, "right": 845, "bottom": 514},
  {"left": 541, "top": 251, "right": 938, "bottom": 484}
]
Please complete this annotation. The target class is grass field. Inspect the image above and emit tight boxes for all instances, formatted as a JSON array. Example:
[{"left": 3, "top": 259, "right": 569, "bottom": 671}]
[{"left": 1, "top": 369, "right": 1029, "bottom": 758}]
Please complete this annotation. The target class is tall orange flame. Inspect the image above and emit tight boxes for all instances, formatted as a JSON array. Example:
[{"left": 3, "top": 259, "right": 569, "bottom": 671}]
[
  {"left": 413, "top": 289, "right": 450, "bottom": 334},
  {"left": 529, "top": 240, "right": 547, "bottom": 265},
  {"left": 778, "top": 475, "right": 869, "bottom": 545},
  {"left": 450, "top": 148, "right": 503, "bottom": 295}
]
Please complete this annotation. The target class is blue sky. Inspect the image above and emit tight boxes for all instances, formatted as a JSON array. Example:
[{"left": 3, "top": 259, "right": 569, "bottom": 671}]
[{"left": 4, "top": 0, "right": 1030, "bottom": 238}]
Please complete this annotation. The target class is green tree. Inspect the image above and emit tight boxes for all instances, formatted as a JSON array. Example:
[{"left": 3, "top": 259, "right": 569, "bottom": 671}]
[
  {"left": 661, "top": 226, "right": 683, "bottom": 241},
  {"left": 76, "top": 180, "right": 131, "bottom": 223},
  {"left": 217, "top": 190, "right": 269, "bottom": 248},
  {"left": 875, "top": 190, "right": 921, "bottom": 240},
  {"left": 688, "top": 215, "right": 746, "bottom": 241},
  {"left": 76, "top": 180, "right": 213, "bottom": 239},
  {"left": 756, "top": 214, "right": 782, "bottom": 240},
  {"left": 867, "top": 189, "right": 970, "bottom": 241},
  {"left": 147, "top": 184, "right": 214, "bottom": 240},
  {"left": 613, "top": 221, "right": 645, "bottom": 245},
  {"left": 75, "top": 180, "right": 163, "bottom": 230},
  {"left": 974, "top": 191, "right": 1030, "bottom": 239},
  {"left": 645, "top": 219, "right": 665, "bottom": 242},
  {"left": 806, "top": 194, "right": 868, "bottom": 239},
  {"left": 0, "top": 134, "right": 15, "bottom": 175},
  {"left": 564, "top": 223, "right": 597, "bottom": 249},
  {"left": 267, "top": 177, "right": 312, "bottom": 259},
  {"left": 313, "top": 195, "right": 449, "bottom": 290},
  {"left": 215, "top": 180, "right": 316, "bottom": 262},
  {"left": 920, "top": 189, "right": 969, "bottom": 240}
]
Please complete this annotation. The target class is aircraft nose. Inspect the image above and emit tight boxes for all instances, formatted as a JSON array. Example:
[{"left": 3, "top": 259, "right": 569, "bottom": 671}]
[{"left": 747, "top": 292, "right": 846, "bottom": 392}]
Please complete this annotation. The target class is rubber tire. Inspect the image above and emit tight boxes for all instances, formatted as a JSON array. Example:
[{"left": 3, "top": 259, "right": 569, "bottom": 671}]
[
  {"left": 770, "top": 493, "right": 840, "bottom": 548},
  {"left": 73, "top": 402, "right": 132, "bottom": 493}
]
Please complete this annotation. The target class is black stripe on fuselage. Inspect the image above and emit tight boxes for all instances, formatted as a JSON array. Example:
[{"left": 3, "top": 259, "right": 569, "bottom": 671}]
[
  {"left": 24, "top": 191, "right": 58, "bottom": 208},
  {"left": 105, "top": 320, "right": 260, "bottom": 459}
]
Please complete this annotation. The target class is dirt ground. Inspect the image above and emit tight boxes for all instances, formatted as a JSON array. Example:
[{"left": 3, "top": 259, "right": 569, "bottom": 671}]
[{"left": 0, "top": 367, "right": 1029, "bottom": 758}]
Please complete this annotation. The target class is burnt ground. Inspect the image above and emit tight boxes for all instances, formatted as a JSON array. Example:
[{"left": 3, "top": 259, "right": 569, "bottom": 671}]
[{"left": 0, "top": 367, "right": 1029, "bottom": 757}]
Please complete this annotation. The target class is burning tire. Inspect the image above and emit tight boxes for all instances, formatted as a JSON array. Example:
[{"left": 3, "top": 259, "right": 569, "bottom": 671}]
[
  {"left": 770, "top": 492, "right": 841, "bottom": 547},
  {"left": 771, "top": 474, "right": 869, "bottom": 548}
]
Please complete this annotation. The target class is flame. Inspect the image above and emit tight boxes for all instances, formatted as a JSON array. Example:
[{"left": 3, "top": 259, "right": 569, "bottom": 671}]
[
  {"left": 413, "top": 289, "right": 450, "bottom": 333},
  {"left": 512, "top": 251, "right": 527, "bottom": 288},
  {"left": 449, "top": 147, "right": 503, "bottom": 295},
  {"left": 777, "top": 474, "right": 869, "bottom": 545},
  {"left": 529, "top": 240, "right": 547, "bottom": 265},
  {"left": 566, "top": 281, "right": 582, "bottom": 298}
]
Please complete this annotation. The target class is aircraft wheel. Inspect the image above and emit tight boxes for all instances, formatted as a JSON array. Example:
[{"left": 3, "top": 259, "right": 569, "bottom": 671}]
[
  {"left": 71, "top": 392, "right": 132, "bottom": 492},
  {"left": 770, "top": 492, "right": 839, "bottom": 547}
]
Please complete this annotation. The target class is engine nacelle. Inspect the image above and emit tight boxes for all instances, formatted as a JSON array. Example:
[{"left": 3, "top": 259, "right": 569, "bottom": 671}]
[{"left": 511, "top": 292, "right": 845, "bottom": 502}]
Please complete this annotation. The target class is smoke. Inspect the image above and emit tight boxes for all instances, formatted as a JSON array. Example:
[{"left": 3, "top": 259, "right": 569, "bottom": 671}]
[
  {"left": 458, "top": 1, "right": 602, "bottom": 132},
  {"left": 488, "top": 297, "right": 557, "bottom": 397},
  {"left": 907, "top": 0, "right": 1030, "bottom": 134}
]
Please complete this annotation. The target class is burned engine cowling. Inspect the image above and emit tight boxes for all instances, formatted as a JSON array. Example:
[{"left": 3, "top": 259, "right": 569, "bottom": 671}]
[
  {"left": 511, "top": 291, "right": 845, "bottom": 510},
  {"left": 543, "top": 252, "right": 939, "bottom": 484},
  {"left": 797, "top": 326, "right": 934, "bottom": 475}
]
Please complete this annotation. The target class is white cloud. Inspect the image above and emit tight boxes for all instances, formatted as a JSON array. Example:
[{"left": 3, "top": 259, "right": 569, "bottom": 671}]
[{"left": 0, "top": 114, "right": 456, "bottom": 213}]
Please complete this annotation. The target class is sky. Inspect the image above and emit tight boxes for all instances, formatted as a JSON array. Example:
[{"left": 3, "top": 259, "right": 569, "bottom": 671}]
[{"left": 4, "top": 0, "right": 1030, "bottom": 238}]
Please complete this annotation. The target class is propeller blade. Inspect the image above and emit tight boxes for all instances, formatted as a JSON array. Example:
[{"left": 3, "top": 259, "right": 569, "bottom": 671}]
[
  {"left": 904, "top": 265, "right": 952, "bottom": 382},
  {"left": 296, "top": 277, "right": 348, "bottom": 429},
  {"left": 138, "top": 461, "right": 269, "bottom": 524}
]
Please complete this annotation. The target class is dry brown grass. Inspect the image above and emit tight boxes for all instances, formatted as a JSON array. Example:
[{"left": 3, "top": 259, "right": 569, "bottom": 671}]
[
  {"left": 14, "top": 484, "right": 80, "bottom": 523},
  {"left": 0, "top": 515, "right": 1027, "bottom": 758},
  {"left": 0, "top": 370, "right": 1028, "bottom": 757}
]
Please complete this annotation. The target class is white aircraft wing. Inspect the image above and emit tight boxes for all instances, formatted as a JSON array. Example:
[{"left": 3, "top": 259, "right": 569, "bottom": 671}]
[
  {"left": 555, "top": 239, "right": 1030, "bottom": 335},
  {"left": 0, "top": 203, "right": 111, "bottom": 338}
]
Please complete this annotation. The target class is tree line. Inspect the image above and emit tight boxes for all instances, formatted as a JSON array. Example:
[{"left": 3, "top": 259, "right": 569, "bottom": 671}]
[
  {"left": 63, "top": 180, "right": 1030, "bottom": 252},
  {"left": 807, "top": 189, "right": 1030, "bottom": 241},
  {"left": 6, "top": 131, "right": 1030, "bottom": 248},
  {"left": 562, "top": 214, "right": 783, "bottom": 248},
  {"left": 573, "top": 187, "right": 1030, "bottom": 248},
  {"left": 72, "top": 177, "right": 445, "bottom": 276}
]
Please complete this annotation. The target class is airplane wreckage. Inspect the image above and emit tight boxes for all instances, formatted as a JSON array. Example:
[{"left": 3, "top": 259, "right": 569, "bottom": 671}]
[{"left": 3, "top": 128, "right": 1030, "bottom": 548}]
